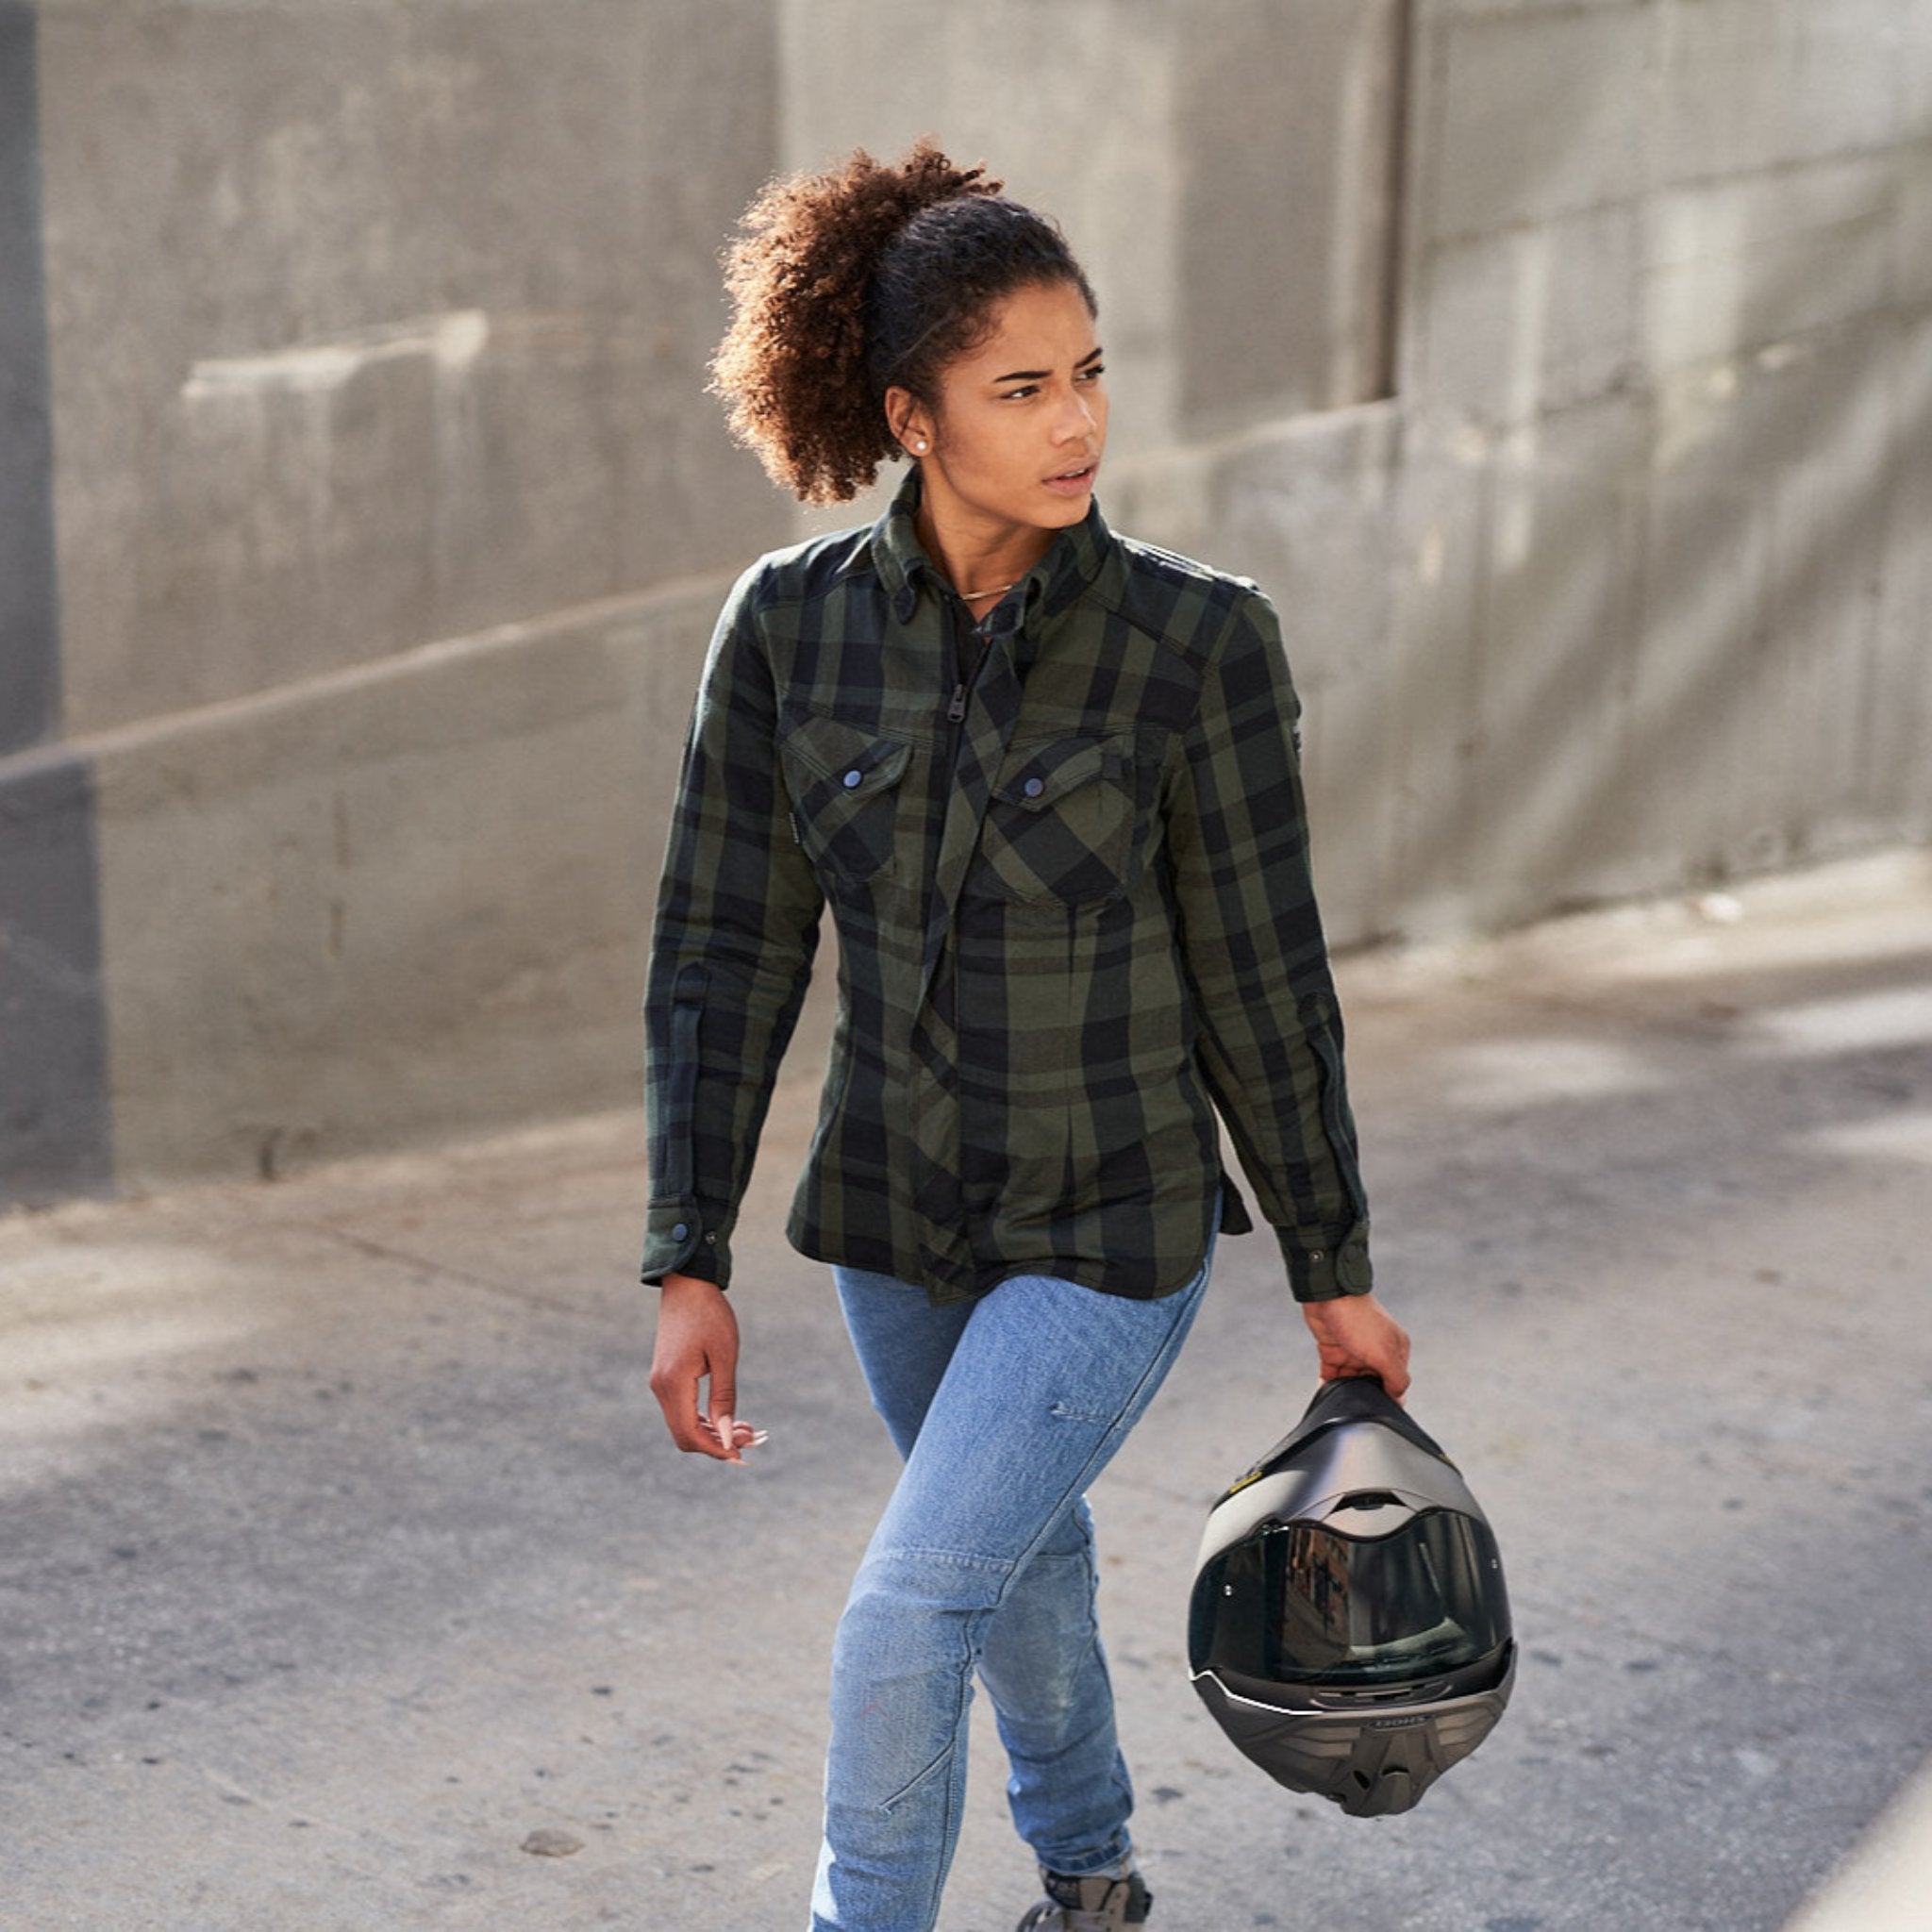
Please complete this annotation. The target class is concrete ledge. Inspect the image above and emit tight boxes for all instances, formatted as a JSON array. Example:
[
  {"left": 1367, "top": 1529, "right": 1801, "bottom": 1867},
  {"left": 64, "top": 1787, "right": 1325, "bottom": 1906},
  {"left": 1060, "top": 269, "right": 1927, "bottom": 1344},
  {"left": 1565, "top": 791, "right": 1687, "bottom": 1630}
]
[{"left": 83, "top": 578, "right": 832, "bottom": 1190}]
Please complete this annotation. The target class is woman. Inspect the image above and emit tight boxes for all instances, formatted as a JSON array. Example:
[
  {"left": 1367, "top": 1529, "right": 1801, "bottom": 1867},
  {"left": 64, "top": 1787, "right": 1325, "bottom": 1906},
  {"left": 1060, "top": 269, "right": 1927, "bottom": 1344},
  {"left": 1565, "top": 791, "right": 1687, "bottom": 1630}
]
[{"left": 643, "top": 142, "right": 1409, "bottom": 1932}]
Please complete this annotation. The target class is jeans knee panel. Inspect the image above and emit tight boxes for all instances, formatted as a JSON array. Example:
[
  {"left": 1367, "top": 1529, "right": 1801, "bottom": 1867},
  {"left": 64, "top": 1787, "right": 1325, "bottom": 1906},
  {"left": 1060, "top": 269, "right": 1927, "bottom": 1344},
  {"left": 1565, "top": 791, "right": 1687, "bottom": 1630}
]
[{"left": 831, "top": 1583, "right": 981, "bottom": 1816}]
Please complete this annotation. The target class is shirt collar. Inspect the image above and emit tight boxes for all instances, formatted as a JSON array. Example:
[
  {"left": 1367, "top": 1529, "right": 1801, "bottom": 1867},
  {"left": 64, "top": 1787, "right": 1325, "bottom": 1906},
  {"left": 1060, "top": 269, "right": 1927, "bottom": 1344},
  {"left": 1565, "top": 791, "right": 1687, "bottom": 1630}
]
[{"left": 862, "top": 468, "right": 1116, "bottom": 631}]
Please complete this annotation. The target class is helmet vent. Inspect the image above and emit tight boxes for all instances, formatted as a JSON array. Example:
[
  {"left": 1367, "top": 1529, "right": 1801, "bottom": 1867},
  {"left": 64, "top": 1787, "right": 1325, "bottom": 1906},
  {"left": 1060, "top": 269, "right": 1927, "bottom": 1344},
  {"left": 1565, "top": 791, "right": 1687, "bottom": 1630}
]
[{"left": 1342, "top": 1491, "right": 1404, "bottom": 1510}]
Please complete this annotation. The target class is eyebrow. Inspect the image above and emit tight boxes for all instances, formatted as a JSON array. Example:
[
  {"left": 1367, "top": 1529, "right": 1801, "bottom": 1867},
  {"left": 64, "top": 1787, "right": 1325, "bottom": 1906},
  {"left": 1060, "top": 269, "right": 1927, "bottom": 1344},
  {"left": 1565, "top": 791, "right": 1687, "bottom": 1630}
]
[{"left": 990, "top": 345, "right": 1106, "bottom": 384}]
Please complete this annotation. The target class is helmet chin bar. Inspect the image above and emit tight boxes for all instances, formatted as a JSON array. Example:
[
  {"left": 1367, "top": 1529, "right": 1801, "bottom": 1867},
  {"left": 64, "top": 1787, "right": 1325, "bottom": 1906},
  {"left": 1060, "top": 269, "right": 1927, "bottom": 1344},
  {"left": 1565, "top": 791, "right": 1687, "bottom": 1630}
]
[
  {"left": 1187, "top": 1376, "right": 1516, "bottom": 1817},
  {"left": 1192, "top": 1649, "right": 1517, "bottom": 1817}
]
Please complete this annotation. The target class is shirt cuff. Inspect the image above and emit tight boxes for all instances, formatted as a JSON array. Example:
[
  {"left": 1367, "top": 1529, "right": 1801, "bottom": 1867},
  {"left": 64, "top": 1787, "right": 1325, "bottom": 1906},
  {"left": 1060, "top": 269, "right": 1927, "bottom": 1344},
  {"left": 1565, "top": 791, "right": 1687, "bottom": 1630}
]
[
  {"left": 1277, "top": 1221, "right": 1373, "bottom": 1302},
  {"left": 640, "top": 1198, "right": 734, "bottom": 1289}
]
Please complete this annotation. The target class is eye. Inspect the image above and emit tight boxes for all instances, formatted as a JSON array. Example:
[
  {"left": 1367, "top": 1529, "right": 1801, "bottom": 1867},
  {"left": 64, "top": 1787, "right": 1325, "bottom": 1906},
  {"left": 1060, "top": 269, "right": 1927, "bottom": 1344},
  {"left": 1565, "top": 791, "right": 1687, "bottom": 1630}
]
[
  {"left": 1079, "top": 362, "right": 1107, "bottom": 382},
  {"left": 1000, "top": 383, "right": 1041, "bottom": 401}
]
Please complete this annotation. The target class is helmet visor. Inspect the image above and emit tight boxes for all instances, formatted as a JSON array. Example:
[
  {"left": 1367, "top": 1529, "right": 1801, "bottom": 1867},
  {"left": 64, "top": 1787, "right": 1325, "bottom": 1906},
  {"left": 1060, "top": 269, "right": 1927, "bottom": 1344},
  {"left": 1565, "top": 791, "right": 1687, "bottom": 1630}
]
[{"left": 1191, "top": 1506, "right": 1508, "bottom": 1690}]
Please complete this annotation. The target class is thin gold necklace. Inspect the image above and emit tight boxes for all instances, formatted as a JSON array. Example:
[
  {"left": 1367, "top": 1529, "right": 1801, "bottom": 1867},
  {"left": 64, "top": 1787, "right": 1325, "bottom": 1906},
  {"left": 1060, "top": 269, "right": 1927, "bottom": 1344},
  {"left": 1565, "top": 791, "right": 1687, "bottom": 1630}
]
[{"left": 958, "top": 579, "right": 1018, "bottom": 603}]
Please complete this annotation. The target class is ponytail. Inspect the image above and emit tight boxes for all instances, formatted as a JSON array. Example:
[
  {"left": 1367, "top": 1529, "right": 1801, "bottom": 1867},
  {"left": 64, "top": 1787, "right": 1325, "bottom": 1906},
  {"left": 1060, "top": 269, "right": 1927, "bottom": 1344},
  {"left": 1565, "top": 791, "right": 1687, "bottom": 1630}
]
[{"left": 710, "top": 140, "right": 1093, "bottom": 505}]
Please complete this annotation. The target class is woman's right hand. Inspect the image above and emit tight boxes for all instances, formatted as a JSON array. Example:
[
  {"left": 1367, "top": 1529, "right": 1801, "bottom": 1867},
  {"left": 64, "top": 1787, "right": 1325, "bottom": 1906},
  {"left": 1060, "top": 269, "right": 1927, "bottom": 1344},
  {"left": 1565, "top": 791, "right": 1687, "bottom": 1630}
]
[{"left": 649, "top": 1272, "right": 760, "bottom": 1463}]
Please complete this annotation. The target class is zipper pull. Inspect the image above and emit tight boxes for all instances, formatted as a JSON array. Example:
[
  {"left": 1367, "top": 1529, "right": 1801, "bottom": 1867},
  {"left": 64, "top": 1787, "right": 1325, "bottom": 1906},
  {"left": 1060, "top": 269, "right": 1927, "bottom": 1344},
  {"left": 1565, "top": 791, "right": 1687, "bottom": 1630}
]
[{"left": 947, "top": 682, "right": 968, "bottom": 724}]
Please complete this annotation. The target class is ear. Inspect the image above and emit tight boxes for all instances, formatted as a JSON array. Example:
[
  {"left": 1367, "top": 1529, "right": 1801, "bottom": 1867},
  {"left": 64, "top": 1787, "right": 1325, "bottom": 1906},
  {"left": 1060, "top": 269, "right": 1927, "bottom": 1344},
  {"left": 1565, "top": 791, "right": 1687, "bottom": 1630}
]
[{"left": 885, "top": 385, "right": 933, "bottom": 457}]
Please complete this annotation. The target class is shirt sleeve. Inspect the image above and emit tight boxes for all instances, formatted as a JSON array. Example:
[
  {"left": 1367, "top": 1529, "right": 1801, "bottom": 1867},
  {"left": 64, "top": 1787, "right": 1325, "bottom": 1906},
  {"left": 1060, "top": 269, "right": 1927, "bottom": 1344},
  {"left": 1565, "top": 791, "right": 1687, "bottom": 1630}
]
[
  {"left": 640, "top": 569, "right": 824, "bottom": 1289},
  {"left": 1162, "top": 586, "right": 1373, "bottom": 1303}
]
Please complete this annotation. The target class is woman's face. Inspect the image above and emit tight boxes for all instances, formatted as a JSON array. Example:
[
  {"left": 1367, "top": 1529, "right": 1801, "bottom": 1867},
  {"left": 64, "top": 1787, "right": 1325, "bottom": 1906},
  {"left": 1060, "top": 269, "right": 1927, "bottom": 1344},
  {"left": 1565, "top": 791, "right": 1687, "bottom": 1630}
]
[{"left": 890, "top": 277, "right": 1108, "bottom": 554}]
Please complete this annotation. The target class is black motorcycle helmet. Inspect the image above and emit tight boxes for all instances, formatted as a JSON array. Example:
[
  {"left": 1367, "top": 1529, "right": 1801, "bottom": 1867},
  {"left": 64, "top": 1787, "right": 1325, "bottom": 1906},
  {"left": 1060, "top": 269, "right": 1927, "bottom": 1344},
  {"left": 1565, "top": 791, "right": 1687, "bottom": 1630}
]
[{"left": 1188, "top": 1375, "right": 1515, "bottom": 1817}]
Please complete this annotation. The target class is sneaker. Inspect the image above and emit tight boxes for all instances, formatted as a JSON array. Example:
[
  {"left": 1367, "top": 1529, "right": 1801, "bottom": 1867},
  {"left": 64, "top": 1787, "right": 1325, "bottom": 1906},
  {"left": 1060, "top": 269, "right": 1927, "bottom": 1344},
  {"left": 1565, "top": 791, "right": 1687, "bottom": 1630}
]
[{"left": 1014, "top": 1867, "right": 1153, "bottom": 1930}]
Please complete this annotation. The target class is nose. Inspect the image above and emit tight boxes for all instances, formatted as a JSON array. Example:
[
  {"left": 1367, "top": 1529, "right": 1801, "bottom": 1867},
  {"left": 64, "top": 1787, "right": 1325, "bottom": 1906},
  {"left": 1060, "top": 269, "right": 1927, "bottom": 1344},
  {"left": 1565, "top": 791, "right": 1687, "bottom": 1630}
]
[{"left": 1055, "top": 386, "right": 1098, "bottom": 444}]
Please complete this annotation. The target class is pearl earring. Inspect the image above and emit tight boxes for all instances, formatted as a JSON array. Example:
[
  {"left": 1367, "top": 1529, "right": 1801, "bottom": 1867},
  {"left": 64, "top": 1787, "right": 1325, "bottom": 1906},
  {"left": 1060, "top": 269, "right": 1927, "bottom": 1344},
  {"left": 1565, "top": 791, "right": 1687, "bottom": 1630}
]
[{"left": 913, "top": 439, "right": 928, "bottom": 454}]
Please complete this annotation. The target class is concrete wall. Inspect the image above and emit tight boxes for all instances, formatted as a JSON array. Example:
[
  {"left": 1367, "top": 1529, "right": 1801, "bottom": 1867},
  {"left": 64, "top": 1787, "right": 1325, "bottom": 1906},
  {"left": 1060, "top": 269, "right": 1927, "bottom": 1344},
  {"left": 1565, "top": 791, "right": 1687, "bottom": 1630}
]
[
  {"left": 1113, "top": 0, "right": 1932, "bottom": 941},
  {"left": 40, "top": 3, "right": 784, "bottom": 734},
  {"left": 3, "top": 0, "right": 1929, "bottom": 1204},
  {"left": 3, "top": 0, "right": 790, "bottom": 1200}
]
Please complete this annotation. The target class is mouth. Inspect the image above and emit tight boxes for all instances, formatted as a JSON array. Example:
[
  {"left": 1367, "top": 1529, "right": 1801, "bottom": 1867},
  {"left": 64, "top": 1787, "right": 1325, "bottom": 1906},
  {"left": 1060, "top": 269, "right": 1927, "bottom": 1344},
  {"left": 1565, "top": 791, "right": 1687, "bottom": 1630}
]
[{"left": 1043, "top": 459, "right": 1099, "bottom": 495}]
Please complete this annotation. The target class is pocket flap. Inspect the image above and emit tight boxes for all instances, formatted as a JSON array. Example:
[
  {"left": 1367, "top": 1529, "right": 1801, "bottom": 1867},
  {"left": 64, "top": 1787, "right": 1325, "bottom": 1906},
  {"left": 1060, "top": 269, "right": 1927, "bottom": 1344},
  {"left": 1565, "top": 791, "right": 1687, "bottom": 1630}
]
[
  {"left": 780, "top": 710, "right": 912, "bottom": 794},
  {"left": 993, "top": 738, "right": 1116, "bottom": 811}
]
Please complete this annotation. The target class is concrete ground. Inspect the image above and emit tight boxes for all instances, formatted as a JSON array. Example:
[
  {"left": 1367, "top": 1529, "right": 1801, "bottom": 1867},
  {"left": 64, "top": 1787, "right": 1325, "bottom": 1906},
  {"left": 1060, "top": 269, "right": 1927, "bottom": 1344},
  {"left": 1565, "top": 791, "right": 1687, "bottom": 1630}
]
[{"left": 3, "top": 849, "right": 1929, "bottom": 1932}]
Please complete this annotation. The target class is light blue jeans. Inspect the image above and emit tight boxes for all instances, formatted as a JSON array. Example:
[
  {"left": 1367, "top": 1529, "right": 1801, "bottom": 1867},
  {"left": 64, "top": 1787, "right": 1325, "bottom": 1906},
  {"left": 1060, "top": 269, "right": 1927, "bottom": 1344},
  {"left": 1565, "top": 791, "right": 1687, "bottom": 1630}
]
[{"left": 808, "top": 1242, "right": 1214, "bottom": 1932}]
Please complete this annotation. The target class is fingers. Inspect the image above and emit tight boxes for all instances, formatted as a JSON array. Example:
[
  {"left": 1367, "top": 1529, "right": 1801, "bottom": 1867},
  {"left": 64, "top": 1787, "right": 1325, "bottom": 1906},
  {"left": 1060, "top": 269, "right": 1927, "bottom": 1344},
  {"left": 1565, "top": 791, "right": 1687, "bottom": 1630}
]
[
  {"left": 1373, "top": 1334, "right": 1412, "bottom": 1403},
  {"left": 665, "top": 1396, "right": 766, "bottom": 1462},
  {"left": 644, "top": 1339, "right": 715, "bottom": 1456},
  {"left": 705, "top": 1354, "right": 743, "bottom": 1463},
  {"left": 708, "top": 1361, "right": 739, "bottom": 1457},
  {"left": 698, "top": 1416, "right": 769, "bottom": 1456},
  {"left": 649, "top": 1372, "right": 730, "bottom": 1458},
  {"left": 691, "top": 1414, "right": 769, "bottom": 1465}
]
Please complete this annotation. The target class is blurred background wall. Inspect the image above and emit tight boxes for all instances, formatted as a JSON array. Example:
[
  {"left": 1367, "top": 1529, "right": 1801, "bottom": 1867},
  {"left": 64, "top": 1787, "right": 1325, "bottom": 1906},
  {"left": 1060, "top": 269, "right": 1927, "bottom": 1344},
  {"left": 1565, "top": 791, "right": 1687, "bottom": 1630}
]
[{"left": 2, "top": 0, "right": 1928, "bottom": 1205}]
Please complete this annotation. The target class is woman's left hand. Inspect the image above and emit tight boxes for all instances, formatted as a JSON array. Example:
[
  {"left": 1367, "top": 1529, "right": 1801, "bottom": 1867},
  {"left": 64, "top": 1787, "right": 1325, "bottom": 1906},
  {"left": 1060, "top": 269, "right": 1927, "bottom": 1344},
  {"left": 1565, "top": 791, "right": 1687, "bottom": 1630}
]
[{"left": 1301, "top": 1292, "right": 1411, "bottom": 1400}]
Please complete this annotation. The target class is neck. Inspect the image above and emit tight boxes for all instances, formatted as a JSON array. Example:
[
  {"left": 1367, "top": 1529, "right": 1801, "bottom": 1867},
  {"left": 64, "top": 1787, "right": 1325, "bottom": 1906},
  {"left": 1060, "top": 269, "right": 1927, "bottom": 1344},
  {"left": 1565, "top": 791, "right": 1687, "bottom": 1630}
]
[{"left": 914, "top": 504, "right": 1054, "bottom": 607}]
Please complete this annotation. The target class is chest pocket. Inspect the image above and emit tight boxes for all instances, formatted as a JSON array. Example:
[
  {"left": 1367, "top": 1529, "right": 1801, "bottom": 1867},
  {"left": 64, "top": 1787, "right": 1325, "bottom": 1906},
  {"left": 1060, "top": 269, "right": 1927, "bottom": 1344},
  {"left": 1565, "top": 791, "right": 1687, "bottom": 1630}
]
[
  {"left": 778, "top": 710, "right": 913, "bottom": 889},
  {"left": 974, "top": 735, "right": 1140, "bottom": 906}
]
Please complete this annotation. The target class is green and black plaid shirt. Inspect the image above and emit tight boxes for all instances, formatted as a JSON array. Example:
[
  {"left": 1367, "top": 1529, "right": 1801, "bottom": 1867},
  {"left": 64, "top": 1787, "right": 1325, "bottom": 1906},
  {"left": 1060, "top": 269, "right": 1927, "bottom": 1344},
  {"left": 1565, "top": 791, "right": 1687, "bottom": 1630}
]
[{"left": 641, "top": 474, "right": 1372, "bottom": 1306}]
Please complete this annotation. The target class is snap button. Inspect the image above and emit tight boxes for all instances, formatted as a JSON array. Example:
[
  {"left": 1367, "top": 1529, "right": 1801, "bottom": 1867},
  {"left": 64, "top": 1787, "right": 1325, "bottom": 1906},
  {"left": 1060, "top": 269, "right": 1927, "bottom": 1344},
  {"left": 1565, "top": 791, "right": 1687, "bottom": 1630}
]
[
  {"left": 1024, "top": 776, "right": 1045, "bottom": 799},
  {"left": 842, "top": 769, "right": 863, "bottom": 790},
  {"left": 671, "top": 1222, "right": 690, "bottom": 1241}
]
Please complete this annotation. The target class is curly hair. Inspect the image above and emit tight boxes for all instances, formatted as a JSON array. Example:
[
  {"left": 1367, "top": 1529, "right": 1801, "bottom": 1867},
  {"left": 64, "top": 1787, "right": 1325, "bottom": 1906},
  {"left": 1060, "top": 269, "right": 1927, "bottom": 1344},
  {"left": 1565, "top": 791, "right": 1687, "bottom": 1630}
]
[{"left": 710, "top": 140, "right": 1097, "bottom": 505}]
